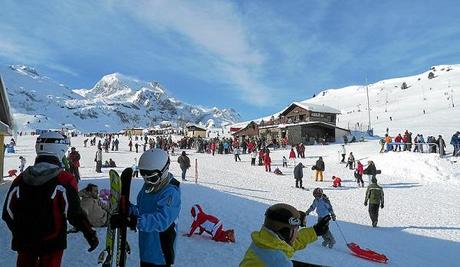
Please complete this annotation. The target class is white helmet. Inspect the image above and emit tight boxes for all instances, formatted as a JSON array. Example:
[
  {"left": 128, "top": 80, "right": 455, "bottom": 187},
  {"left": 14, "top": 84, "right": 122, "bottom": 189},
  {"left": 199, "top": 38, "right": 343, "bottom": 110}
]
[
  {"left": 35, "top": 132, "right": 70, "bottom": 161},
  {"left": 139, "top": 149, "right": 171, "bottom": 193}
]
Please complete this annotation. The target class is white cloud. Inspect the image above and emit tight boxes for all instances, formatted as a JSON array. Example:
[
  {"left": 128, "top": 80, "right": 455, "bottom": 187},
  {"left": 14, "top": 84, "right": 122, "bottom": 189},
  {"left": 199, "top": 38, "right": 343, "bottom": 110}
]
[{"left": 122, "top": 0, "right": 274, "bottom": 105}]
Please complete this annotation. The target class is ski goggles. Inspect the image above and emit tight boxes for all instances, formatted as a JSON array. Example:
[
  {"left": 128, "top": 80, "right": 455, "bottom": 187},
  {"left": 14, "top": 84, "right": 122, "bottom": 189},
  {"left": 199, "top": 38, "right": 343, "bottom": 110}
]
[
  {"left": 288, "top": 217, "right": 301, "bottom": 227},
  {"left": 139, "top": 158, "right": 170, "bottom": 184}
]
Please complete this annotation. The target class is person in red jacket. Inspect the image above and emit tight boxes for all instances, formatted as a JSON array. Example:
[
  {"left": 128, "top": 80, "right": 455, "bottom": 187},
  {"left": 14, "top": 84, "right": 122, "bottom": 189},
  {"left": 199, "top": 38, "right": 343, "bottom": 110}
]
[
  {"left": 355, "top": 160, "right": 365, "bottom": 187},
  {"left": 2, "top": 132, "right": 98, "bottom": 267},
  {"left": 394, "top": 134, "right": 403, "bottom": 152},
  {"left": 332, "top": 176, "right": 342, "bottom": 187},
  {"left": 289, "top": 147, "right": 296, "bottom": 166},
  {"left": 258, "top": 148, "right": 265, "bottom": 166},
  {"left": 263, "top": 150, "right": 272, "bottom": 172},
  {"left": 210, "top": 142, "right": 216, "bottom": 156},
  {"left": 184, "top": 204, "right": 235, "bottom": 242}
]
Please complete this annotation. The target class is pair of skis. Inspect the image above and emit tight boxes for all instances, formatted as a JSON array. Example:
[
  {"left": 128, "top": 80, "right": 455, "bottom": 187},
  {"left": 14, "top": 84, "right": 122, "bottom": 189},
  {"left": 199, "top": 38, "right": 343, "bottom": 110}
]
[{"left": 98, "top": 168, "right": 133, "bottom": 267}]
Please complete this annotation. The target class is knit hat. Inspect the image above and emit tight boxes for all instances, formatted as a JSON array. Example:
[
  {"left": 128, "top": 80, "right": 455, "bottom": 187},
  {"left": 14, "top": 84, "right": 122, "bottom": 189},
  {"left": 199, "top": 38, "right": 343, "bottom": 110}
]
[{"left": 264, "top": 203, "right": 301, "bottom": 233}]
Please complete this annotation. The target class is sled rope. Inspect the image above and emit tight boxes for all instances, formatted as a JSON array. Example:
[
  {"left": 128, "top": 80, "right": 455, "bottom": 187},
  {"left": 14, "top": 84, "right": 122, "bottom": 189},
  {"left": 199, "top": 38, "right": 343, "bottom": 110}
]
[{"left": 334, "top": 221, "right": 348, "bottom": 244}]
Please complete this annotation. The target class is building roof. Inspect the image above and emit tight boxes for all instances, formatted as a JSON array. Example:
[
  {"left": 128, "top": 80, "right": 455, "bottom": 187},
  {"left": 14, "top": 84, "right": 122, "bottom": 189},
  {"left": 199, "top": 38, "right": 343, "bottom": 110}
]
[
  {"left": 0, "top": 75, "right": 14, "bottom": 135},
  {"left": 186, "top": 124, "right": 207, "bottom": 131},
  {"left": 231, "top": 121, "right": 258, "bottom": 135},
  {"left": 280, "top": 102, "right": 341, "bottom": 115}
]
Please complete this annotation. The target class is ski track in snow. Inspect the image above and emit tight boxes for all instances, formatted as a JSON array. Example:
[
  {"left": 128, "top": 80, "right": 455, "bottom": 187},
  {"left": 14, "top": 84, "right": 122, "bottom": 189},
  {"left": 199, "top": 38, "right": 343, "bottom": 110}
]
[{"left": 1, "top": 135, "right": 460, "bottom": 266}]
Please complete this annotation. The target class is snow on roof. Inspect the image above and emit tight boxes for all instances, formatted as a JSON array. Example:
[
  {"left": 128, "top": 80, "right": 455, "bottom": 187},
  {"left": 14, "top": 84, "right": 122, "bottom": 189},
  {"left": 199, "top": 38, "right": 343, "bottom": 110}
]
[{"left": 280, "top": 102, "right": 341, "bottom": 114}]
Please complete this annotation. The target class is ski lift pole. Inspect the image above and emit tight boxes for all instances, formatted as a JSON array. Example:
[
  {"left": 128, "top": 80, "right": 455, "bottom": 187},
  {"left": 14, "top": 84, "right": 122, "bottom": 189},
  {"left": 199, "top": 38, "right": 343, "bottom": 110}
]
[
  {"left": 195, "top": 158, "right": 198, "bottom": 184},
  {"left": 334, "top": 220, "right": 348, "bottom": 244}
]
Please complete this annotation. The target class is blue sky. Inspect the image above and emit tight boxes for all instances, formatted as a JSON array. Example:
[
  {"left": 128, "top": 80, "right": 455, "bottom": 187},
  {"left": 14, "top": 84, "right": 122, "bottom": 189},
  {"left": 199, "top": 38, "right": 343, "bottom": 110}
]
[{"left": 1, "top": 0, "right": 460, "bottom": 120}]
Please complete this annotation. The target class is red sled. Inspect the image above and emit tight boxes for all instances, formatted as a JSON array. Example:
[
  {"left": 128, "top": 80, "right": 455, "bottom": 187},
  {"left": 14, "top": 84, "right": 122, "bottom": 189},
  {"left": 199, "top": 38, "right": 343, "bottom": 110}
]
[{"left": 347, "top": 242, "right": 388, "bottom": 263}]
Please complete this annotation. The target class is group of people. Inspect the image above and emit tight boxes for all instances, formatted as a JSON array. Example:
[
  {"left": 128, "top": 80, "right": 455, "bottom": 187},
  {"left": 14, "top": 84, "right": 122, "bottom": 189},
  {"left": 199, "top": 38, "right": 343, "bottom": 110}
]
[{"left": 380, "top": 130, "right": 451, "bottom": 156}]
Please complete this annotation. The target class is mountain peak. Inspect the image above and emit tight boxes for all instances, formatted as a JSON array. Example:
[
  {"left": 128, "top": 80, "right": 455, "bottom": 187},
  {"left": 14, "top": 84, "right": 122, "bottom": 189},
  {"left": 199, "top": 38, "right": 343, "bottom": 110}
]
[{"left": 9, "top": 65, "right": 40, "bottom": 77}]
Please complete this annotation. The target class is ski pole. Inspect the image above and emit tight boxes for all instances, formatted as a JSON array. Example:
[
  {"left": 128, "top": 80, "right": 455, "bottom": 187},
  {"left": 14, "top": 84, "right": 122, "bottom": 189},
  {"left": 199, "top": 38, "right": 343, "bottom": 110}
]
[{"left": 334, "top": 220, "right": 348, "bottom": 244}]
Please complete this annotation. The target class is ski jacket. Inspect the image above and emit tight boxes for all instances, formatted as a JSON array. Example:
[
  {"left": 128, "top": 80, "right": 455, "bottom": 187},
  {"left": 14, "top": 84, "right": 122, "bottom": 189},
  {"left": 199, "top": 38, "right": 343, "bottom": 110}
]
[
  {"left": 263, "top": 154, "right": 271, "bottom": 164},
  {"left": 395, "top": 136, "right": 402, "bottom": 142},
  {"left": 341, "top": 146, "right": 346, "bottom": 154},
  {"left": 187, "top": 204, "right": 221, "bottom": 238},
  {"left": 132, "top": 175, "right": 181, "bottom": 265},
  {"left": 68, "top": 151, "right": 81, "bottom": 168},
  {"left": 177, "top": 155, "right": 191, "bottom": 170},
  {"left": 240, "top": 226, "right": 317, "bottom": 267},
  {"left": 2, "top": 162, "right": 93, "bottom": 254},
  {"left": 363, "top": 164, "right": 377, "bottom": 176},
  {"left": 289, "top": 150, "right": 296, "bottom": 159},
  {"left": 315, "top": 159, "right": 325, "bottom": 171},
  {"left": 356, "top": 162, "right": 364, "bottom": 175},
  {"left": 365, "top": 183, "right": 384, "bottom": 206},
  {"left": 79, "top": 189, "right": 109, "bottom": 227},
  {"left": 251, "top": 151, "right": 257, "bottom": 159},
  {"left": 306, "top": 195, "right": 334, "bottom": 218},
  {"left": 293, "top": 163, "right": 304, "bottom": 179}
]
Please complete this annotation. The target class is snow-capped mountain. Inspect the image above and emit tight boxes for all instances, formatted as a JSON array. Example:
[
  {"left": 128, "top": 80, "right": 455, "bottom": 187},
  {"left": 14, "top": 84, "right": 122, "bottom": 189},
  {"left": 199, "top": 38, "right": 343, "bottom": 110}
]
[
  {"left": 1, "top": 65, "right": 241, "bottom": 132},
  {"left": 303, "top": 64, "right": 460, "bottom": 137}
]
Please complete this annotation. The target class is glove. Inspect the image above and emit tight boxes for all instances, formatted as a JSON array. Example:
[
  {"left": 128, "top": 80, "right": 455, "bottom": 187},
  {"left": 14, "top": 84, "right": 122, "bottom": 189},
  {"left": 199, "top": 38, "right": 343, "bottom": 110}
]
[
  {"left": 381, "top": 204, "right": 384, "bottom": 209},
  {"left": 364, "top": 202, "right": 367, "bottom": 206},
  {"left": 313, "top": 215, "right": 331, "bottom": 236},
  {"left": 299, "top": 211, "right": 306, "bottom": 227},
  {"left": 331, "top": 213, "right": 336, "bottom": 221},
  {"left": 110, "top": 214, "right": 138, "bottom": 230},
  {"left": 83, "top": 229, "right": 99, "bottom": 252}
]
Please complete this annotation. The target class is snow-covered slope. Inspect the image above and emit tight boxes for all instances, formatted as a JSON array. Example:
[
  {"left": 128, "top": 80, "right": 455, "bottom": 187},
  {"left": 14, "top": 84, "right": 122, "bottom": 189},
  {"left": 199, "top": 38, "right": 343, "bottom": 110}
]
[
  {"left": 304, "top": 65, "right": 460, "bottom": 137},
  {"left": 1, "top": 65, "right": 241, "bottom": 132}
]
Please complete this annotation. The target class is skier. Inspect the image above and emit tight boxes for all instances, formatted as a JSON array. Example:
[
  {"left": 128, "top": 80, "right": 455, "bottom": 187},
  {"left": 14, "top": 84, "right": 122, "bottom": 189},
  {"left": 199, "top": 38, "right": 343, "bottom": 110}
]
[
  {"left": 314, "top": 156, "right": 325, "bottom": 182},
  {"left": 345, "top": 152, "right": 355, "bottom": 170},
  {"left": 294, "top": 162, "right": 305, "bottom": 189},
  {"left": 363, "top": 160, "right": 377, "bottom": 184},
  {"left": 184, "top": 204, "right": 235, "bottom": 242},
  {"left": 240, "top": 203, "right": 331, "bottom": 267},
  {"left": 364, "top": 177, "right": 384, "bottom": 227},
  {"left": 355, "top": 160, "right": 365, "bottom": 187},
  {"left": 340, "top": 144, "right": 346, "bottom": 163},
  {"left": 305, "top": 188, "right": 336, "bottom": 248},
  {"left": 2, "top": 132, "right": 99, "bottom": 267},
  {"left": 110, "top": 148, "right": 181, "bottom": 267},
  {"left": 18, "top": 156, "right": 26, "bottom": 172},
  {"left": 177, "top": 151, "right": 191, "bottom": 181}
]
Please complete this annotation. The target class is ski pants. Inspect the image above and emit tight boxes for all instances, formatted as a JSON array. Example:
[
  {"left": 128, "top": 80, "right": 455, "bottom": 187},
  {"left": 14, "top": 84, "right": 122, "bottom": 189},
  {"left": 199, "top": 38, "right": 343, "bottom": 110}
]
[
  {"left": 318, "top": 217, "right": 335, "bottom": 245},
  {"left": 315, "top": 171, "right": 323, "bottom": 181},
  {"left": 251, "top": 158, "right": 256, "bottom": 166},
  {"left": 356, "top": 174, "right": 364, "bottom": 186},
  {"left": 368, "top": 204, "right": 380, "bottom": 224},
  {"left": 181, "top": 168, "right": 187, "bottom": 180},
  {"left": 265, "top": 163, "right": 271, "bottom": 172},
  {"left": 212, "top": 225, "right": 233, "bottom": 242},
  {"left": 17, "top": 249, "right": 64, "bottom": 267}
]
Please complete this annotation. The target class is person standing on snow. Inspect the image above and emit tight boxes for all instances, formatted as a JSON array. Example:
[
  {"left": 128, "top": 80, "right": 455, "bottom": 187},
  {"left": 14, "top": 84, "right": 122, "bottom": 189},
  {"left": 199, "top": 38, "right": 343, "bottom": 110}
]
[
  {"left": 364, "top": 177, "right": 384, "bottom": 227},
  {"left": 68, "top": 147, "right": 81, "bottom": 183},
  {"left": 177, "top": 151, "right": 191, "bottom": 181},
  {"left": 95, "top": 147, "right": 103, "bottom": 173},
  {"left": 355, "top": 160, "right": 365, "bottom": 187},
  {"left": 450, "top": 131, "right": 460, "bottom": 156},
  {"left": 289, "top": 147, "right": 296, "bottom": 166},
  {"left": 240, "top": 203, "right": 331, "bottom": 267},
  {"left": 110, "top": 149, "right": 181, "bottom": 267},
  {"left": 250, "top": 149, "right": 257, "bottom": 166},
  {"left": 340, "top": 144, "right": 346, "bottom": 163},
  {"left": 2, "top": 132, "right": 98, "bottom": 267},
  {"left": 345, "top": 152, "right": 355, "bottom": 170},
  {"left": 363, "top": 160, "right": 378, "bottom": 184},
  {"left": 263, "top": 150, "right": 272, "bottom": 172},
  {"left": 314, "top": 156, "right": 325, "bottom": 182},
  {"left": 294, "top": 162, "right": 305, "bottom": 189},
  {"left": 233, "top": 146, "right": 241, "bottom": 162},
  {"left": 305, "top": 188, "right": 336, "bottom": 248},
  {"left": 438, "top": 135, "right": 446, "bottom": 156}
]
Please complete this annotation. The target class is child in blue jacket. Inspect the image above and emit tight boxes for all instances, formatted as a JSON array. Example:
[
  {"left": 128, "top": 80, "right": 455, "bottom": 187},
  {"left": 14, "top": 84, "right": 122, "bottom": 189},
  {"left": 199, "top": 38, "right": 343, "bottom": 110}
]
[{"left": 305, "top": 187, "right": 336, "bottom": 248}]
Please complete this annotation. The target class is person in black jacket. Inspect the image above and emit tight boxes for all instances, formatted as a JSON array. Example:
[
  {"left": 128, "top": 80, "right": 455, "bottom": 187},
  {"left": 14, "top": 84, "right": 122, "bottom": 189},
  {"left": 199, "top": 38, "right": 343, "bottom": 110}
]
[
  {"left": 2, "top": 132, "right": 98, "bottom": 267},
  {"left": 294, "top": 162, "right": 305, "bottom": 189},
  {"left": 315, "top": 157, "right": 325, "bottom": 182},
  {"left": 363, "top": 160, "right": 378, "bottom": 184}
]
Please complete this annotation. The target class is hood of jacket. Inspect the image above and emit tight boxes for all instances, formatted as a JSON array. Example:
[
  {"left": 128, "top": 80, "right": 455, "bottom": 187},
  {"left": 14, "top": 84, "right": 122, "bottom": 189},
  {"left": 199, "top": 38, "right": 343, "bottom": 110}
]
[{"left": 22, "top": 162, "right": 62, "bottom": 186}]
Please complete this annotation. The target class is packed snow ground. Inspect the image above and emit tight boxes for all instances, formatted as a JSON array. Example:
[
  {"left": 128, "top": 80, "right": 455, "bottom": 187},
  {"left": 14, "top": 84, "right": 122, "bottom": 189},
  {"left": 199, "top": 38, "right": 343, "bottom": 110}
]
[{"left": 2, "top": 135, "right": 460, "bottom": 266}]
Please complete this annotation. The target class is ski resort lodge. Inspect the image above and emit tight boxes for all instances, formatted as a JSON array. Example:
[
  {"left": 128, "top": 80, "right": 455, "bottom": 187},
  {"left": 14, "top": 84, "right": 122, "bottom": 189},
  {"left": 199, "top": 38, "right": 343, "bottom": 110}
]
[
  {"left": 0, "top": 75, "right": 14, "bottom": 182},
  {"left": 232, "top": 102, "right": 349, "bottom": 144}
]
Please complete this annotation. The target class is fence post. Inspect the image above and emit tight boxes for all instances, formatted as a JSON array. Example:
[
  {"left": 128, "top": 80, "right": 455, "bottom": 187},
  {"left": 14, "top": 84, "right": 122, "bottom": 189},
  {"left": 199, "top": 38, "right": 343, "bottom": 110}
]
[{"left": 195, "top": 158, "right": 198, "bottom": 184}]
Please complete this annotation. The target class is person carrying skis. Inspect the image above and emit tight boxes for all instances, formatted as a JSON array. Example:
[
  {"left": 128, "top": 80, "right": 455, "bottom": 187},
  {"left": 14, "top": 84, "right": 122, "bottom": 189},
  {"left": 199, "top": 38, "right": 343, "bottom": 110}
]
[
  {"left": 111, "top": 148, "right": 181, "bottom": 267},
  {"left": 2, "top": 132, "right": 99, "bottom": 267},
  {"left": 364, "top": 177, "right": 384, "bottom": 227},
  {"left": 240, "top": 203, "right": 331, "bottom": 267},
  {"left": 184, "top": 204, "right": 235, "bottom": 242},
  {"left": 294, "top": 162, "right": 305, "bottom": 189},
  {"left": 305, "top": 188, "right": 336, "bottom": 248}
]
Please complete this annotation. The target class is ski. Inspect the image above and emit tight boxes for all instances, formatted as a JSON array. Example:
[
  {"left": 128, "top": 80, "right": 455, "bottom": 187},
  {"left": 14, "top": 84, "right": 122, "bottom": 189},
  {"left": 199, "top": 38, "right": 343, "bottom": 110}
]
[
  {"left": 98, "top": 169, "right": 122, "bottom": 267},
  {"left": 116, "top": 167, "right": 133, "bottom": 267}
]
